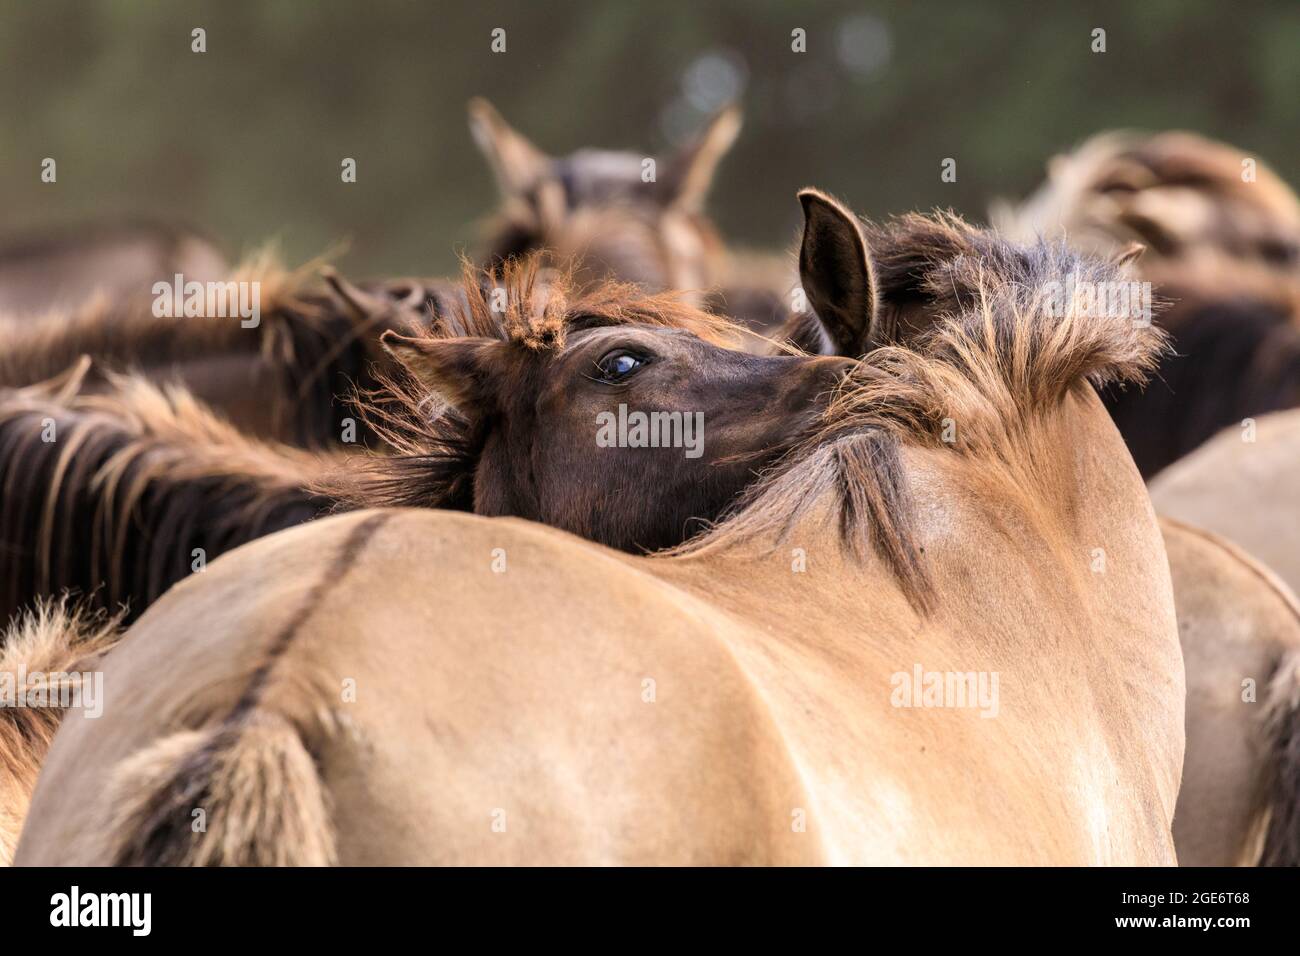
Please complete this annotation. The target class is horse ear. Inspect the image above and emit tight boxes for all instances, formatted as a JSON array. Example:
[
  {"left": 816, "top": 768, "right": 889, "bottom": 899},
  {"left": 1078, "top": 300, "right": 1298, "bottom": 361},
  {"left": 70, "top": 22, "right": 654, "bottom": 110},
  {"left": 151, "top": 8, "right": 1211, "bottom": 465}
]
[
  {"left": 797, "top": 188, "right": 879, "bottom": 356},
  {"left": 467, "top": 98, "right": 551, "bottom": 197},
  {"left": 658, "top": 103, "right": 742, "bottom": 211},
  {"left": 381, "top": 331, "right": 504, "bottom": 418}
]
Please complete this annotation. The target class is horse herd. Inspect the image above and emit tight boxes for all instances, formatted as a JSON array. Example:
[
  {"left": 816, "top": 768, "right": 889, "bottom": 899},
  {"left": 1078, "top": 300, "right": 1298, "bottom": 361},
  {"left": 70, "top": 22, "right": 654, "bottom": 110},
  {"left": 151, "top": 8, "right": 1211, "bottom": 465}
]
[{"left": 1, "top": 103, "right": 1298, "bottom": 865}]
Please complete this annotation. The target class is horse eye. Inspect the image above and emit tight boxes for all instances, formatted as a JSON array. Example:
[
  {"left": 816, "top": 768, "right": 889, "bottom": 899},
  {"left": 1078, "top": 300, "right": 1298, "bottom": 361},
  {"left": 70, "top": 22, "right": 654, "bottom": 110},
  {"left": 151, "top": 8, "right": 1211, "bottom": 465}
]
[{"left": 595, "top": 351, "right": 648, "bottom": 383}]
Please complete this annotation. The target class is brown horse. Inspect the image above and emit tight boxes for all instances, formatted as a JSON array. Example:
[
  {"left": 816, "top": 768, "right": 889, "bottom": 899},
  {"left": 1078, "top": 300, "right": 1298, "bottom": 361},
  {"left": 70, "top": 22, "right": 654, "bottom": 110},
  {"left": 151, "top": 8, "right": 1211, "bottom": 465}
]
[
  {"left": 7, "top": 197, "right": 1283, "bottom": 864},
  {"left": 0, "top": 258, "right": 774, "bottom": 628},
  {"left": 7, "top": 433, "right": 1286, "bottom": 865},
  {"left": 993, "top": 130, "right": 1300, "bottom": 477},
  {"left": 15, "top": 211, "right": 1184, "bottom": 865},
  {"left": 0, "top": 263, "right": 464, "bottom": 629},
  {"left": 470, "top": 98, "right": 794, "bottom": 338},
  {"left": 0, "top": 256, "right": 435, "bottom": 450},
  {"left": 0, "top": 257, "right": 836, "bottom": 858},
  {"left": 0, "top": 363, "right": 334, "bottom": 627},
  {"left": 0, "top": 219, "right": 228, "bottom": 320}
]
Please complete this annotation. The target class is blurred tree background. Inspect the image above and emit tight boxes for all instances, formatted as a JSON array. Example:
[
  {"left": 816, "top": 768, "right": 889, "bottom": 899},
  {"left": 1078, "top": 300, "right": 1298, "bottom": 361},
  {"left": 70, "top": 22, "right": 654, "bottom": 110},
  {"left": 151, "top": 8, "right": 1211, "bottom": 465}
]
[{"left": 1, "top": 0, "right": 1296, "bottom": 276}]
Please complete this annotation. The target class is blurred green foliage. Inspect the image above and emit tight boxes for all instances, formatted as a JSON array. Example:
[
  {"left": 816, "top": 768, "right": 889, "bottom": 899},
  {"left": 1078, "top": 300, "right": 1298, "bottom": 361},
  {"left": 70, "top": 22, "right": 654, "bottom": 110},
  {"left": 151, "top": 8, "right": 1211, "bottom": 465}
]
[{"left": 1, "top": 0, "right": 1297, "bottom": 276}]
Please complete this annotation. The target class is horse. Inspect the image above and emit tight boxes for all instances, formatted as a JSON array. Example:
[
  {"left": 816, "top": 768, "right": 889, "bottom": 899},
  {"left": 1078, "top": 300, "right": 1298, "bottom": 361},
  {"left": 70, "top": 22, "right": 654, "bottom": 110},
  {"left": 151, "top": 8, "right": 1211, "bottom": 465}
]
[
  {"left": 0, "top": 599, "right": 120, "bottom": 865},
  {"left": 992, "top": 130, "right": 1300, "bottom": 477},
  {"left": 1159, "top": 516, "right": 1300, "bottom": 866},
  {"left": 0, "top": 255, "right": 435, "bottom": 450},
  {"left": 0, "top": 362, "right": 334, "bottom": 628},
  {"left": 0, "top": 254, "right": 822, "bottom": 859},
  {"left": 0, "top": 219, "right": 228, "bottom": 320},
  {"left": 470, "top": 97, "right": 794, "bottom": 339},
  {"left": 8, "top": 196, "right": 1285, "bottom": 863},
  {"left": 14, "top": 210, "right": 1185, "bottom": 864},
  {"left": 990, "top": 130, "right": 1300, "bottom": 283},
  {"left": 0, "top": 258, "right": 748, "bottom": 628},
  {"left": 1150, "top": 412, "right": 1300, "bottom": 865},
  {"left": 783, "top": 188, "right": 1300, "bottom": 866}
]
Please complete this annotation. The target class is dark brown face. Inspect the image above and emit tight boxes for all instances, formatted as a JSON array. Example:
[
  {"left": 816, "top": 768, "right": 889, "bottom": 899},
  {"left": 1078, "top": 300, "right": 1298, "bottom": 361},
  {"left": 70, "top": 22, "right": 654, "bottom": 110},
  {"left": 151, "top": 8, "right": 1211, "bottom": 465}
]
[
  {"left": 505, "top": 326, "right": 853, "bottom": 551},
  {"left": 390, "top": 324, "right": 853, "bottom": 553}
]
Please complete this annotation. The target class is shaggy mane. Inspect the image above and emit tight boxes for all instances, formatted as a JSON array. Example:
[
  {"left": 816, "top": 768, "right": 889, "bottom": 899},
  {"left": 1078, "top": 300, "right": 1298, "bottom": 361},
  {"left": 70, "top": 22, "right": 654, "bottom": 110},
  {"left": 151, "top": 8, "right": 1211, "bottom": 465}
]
[
  {"left": 0, "top": 366, "right": 335, "bottom": 624},
  {"left": 675, "top": 216, "right": 1169, "bottom": 611},
  {"left": 0, "top": 249, "right": 436, "bottom": 449},
  {"left": 0, "top": 598, "right": 124, "bottom": 865},
  {"left": 0, "top": 249, "right": 324, "bottom": 381}
]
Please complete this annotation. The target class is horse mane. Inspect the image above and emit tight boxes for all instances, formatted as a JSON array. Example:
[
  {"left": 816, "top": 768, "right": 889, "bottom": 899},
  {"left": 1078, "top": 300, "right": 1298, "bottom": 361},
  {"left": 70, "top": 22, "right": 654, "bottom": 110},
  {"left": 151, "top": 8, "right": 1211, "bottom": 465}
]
[
  {"left": 0, "top": 249, "right": 314, "bottom": 371},
  {"left": 676, "top": 216, "right": 1169, "bottom": 611},
  {"left": 991, "top": 132, "right": 1300, "bottom": 474},
  {"left": 0, "top": 364, "right": 335, "bottom": 625},
  {"left": 0, "top": 251, "right": 428, "bottom": 449},
  {"left": 0, "top": 597, "right": 124, "bottom": 864}
]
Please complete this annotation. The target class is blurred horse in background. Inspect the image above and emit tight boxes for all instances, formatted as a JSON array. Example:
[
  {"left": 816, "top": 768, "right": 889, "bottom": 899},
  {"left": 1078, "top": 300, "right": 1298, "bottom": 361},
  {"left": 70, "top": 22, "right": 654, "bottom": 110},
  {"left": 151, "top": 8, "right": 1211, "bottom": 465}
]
[
  {"left": 0, "top": 219, "right": 228, "bottom": 320},
  {"left": 0, "top": 256, "right": 436, "bottom": 450},
  {"left": 470, "top": 98, "right": 794, "bottom": 339},
  {"left": 993, "top": 130, "right": 1300, "bottom": 478}
]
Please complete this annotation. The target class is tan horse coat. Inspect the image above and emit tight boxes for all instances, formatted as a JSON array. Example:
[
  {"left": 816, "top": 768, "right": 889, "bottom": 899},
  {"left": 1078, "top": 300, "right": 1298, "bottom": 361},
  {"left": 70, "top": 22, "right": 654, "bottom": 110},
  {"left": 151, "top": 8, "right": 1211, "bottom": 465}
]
[
  {"left": 787, "top": 191, "right": 1300, "bottom": 865},
  {"left": 17, "top": 387, "right": 1185, "bottom": 865},
  {"left": 1151, "top": 411, "right": 1300, "bottom": 865},
  {"left": 1152, "top": 409, "right": 1300, "bottom": 594},
  {"left": 1161, "top": 517, "right": 1300, "bottom": 865}
]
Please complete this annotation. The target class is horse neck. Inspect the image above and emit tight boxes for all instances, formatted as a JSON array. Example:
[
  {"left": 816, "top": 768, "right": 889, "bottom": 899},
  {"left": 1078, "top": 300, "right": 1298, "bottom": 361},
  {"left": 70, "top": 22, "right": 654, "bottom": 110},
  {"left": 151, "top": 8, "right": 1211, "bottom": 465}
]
[{"left": 651, "top": 387, "right": 1174, "bottom": 655}]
